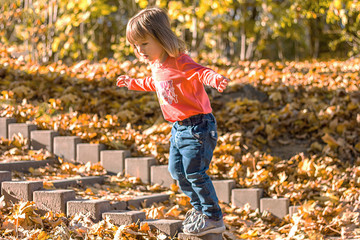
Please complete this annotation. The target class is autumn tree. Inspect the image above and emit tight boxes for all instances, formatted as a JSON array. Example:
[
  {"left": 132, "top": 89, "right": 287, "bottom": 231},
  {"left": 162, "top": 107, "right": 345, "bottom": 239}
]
[{"left": 0, "top": 0, "right": 359, "bottom": 63}]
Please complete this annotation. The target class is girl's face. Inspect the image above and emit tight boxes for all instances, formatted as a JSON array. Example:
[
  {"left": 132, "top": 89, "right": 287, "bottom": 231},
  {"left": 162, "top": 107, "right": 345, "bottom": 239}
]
[{"left": 133, "top": 35, "right": 168, "bottom": 63}]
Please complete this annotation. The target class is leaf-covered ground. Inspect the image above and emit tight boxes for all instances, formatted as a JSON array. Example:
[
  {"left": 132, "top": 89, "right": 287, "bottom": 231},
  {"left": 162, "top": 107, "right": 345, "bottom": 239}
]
[{"left": 0, "top": 45, "right": 360, "bottom": 239}]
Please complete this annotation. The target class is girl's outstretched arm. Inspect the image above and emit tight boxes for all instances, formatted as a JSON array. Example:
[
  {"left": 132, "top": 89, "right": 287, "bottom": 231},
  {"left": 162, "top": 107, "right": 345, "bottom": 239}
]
[
  {"left": 180, "top": 55, "right": 229, "bottom": 92},
  {"left": 116, "top": 75, "right": 156, "bottom": 91}
]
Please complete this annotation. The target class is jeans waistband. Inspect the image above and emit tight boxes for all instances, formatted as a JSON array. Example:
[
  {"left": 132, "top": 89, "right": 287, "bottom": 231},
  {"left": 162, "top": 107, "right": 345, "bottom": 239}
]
[{"left": 177, "top": 113, "right": 213, "bottom": 126}]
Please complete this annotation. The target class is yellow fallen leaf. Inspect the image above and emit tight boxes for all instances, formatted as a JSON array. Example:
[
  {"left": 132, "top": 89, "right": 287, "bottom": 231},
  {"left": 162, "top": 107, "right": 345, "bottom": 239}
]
[
  {"left": 325, "top": 192, "right": 339, "bottom": 203},
  {"left": 310, "top": 142, "right": 323, "bottom": 151},
  {"left": 321, "top": 133, "right": 339, "bottom": 149},
  {"left": 336, "top": 123, "right": 346, "bottom": 134},
  {"left": 298, "top": 158, "right": 315, "bottom": 176},
  {"left": 347, "top": 101, "right": 358, "bottom": 111},
  {"left": 177, "top": 195, "right": 190, "bottom": 207},
  {"left": 85, "top": 188, "right": 94, "bottom": 195},
  {"left": 140, "top": 222, "right": 150, "bottom": 231},
  {"left": 149, "top": 183, "right": 162, "bottom": 192},
  {"left": 241, "top": 112, "right": 260, "bottom": 123},
  {"left": 240, "top": 229, "right": 259, "bottom": 238},
  {"left": 43, "top": 181, "right": 55, "bottom": 189},
  {"left": 229, "top": 162, "right": 241, "bottom": 179},
  {"left": 170, "top": 183, "right": 179, "bottom": 192},
  {"left": 165, "top": 205, "right": 181, "bottom": 218},
  {"left": 37, "top": 231, "right": 48, "bottom": 240},
  {"left": 255, "top": 136, "right": 267, "bottom": 144}
]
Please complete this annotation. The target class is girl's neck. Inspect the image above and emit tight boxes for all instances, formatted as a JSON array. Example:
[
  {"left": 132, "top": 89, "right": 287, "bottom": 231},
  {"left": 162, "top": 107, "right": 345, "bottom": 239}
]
[{"left": 153, "top": 52, "right": 169, "bottom": 65}]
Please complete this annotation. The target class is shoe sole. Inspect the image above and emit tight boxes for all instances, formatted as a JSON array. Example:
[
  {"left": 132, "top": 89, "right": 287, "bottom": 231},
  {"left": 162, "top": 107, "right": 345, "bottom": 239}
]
[{"left": 183, "top": 225, "right": 226, "bottom": 236}]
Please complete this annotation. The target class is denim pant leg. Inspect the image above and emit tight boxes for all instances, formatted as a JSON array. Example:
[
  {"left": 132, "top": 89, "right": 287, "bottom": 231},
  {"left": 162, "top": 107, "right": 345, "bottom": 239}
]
[
  {"left": 169, "top": 124, "right": 202, "bottom": 211},
  {"left": 168, "top": 114, "right": 223, "bottom": 220}
]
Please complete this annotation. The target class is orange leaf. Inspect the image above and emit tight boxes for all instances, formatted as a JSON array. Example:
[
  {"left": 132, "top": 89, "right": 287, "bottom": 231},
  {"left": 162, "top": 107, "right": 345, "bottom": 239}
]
[
  {"left": 85, "top": 188, "right": 94, "bottom": 195},
  {"left": 165, "top": 205, "right": 181, "bottom": 218},
  {"left": 140, "top": 222, "right": 150, "bottom": 231},
  {"left": 170, "top": 183, "right": 179, "bottom": 192}
]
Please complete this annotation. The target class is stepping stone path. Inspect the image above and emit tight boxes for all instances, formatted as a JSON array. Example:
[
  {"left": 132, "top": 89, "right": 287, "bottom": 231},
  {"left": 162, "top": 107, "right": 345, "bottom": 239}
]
[{"left": 0, "top": 117, "right": 299, "bottom": 239}]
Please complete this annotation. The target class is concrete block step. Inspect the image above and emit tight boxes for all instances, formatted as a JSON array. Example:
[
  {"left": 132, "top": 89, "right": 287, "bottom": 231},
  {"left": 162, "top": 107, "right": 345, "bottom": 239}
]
[
  {"left": 1, "top": 180, "right": 43, "bottom": 203},
  {"left": 231, "top": 188, "right": 264, "bottom": 209},
  {"left": 0, "top": 158, "right": 58, "bottom": 172},
  {"left": 30, "top": 130, "right": 59, "bottom": 153},
  {"left": 141, "top": 219, "right": 182, "bottom": 237},
  {"left": 110, "top": 201, "right": 127, "bottom": 211},
  {"left": 100, "top": 150, "right": 131, "bottom": 175},
  {"left": 289, "top": 205, "right": 300, "bottom": 217},
  {"left": 0, "top": 117, "right": 16, "bottom": 139},
  {"left": 151, "top": 165, "right": 175, "bottom": 188},
  {"left": 213, "top": 180, "right": 236, "bottom": 204},
  {"left": 67, "top": 199, "right": 111, "bottom": 222},
  {"left": 0, "top": 171, "right": 11, "bottom": 194},
  {"left": 8, "top": 123, "right": 37, "bottom": 140},
  {"left": 53, "top": 136, "right": 82, "bottom": 162},
  {"left": 33, "top": 189, "right": 76, "bottom": 214},
  {"left": 49, "top": 179, "right": 78, "bottom": 188},
  {"left": 125, "top": 157, "right": 156, "bottom": 184},
  {"left": 178, "top": 233, "right": 224, "bottom": 240},
  {"left": 0, "top": 171, "right": 11, "bottom": 184},
  {"left": 260, "top": 198, "right": 290, "bottom": 219},
  {"left": 126, "top": 193, "right": 170, "bottom": 209},
  {"left": 75, "top": 176, "right": 105, "bottom": 186},
  {"left": 76, "top": 143, "right": 106, "bottom": 164},
  {"left": 102, "top": 210, "right": 146, "bottom": 225}
]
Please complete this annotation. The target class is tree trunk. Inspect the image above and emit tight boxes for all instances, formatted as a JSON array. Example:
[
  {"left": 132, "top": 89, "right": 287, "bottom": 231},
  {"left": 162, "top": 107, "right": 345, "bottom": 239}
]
[
  {"left": 277, "top": 38, "right": 284, "bottom": 61},
  {"left": 240, "top": 22, "right": 246, "bottom": 61},
  {"left": 246, "top": 39, "right": 254, "bottom": 60},
  {"left": 24, "top": 0, "right": 29, "bottom": 61},
  {"left": 191, "top": 0, "right": 199, "bottom": 58},
  {"left": 294, "top": 41, "right": 299, "bottom": 61},
  {"left": 80, "top": 22, "right": 85, "bottom": 60},
  {"left": 51, "top": 0, "right": 58, "bottom": 62},
  {"left": 45, "top": 0, "right": 55, "bottom": 63},
  {"left": 313, "top": 18, "right": 319, "bottom": 58}
]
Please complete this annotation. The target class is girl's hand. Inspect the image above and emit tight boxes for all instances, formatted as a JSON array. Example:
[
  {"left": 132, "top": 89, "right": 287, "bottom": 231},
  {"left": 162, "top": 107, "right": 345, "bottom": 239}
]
[
  {"left": 116, "top": 75, "right": 131, "bottom": 87},
  {"left": 216, "top": 75, "right": 230, "bottom": 93}
]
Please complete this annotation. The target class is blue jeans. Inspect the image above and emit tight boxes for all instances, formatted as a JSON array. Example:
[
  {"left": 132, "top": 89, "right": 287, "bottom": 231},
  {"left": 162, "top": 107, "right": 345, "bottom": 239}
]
[{"left": 168, "top": 113, "right": 223, "bottom": 221}]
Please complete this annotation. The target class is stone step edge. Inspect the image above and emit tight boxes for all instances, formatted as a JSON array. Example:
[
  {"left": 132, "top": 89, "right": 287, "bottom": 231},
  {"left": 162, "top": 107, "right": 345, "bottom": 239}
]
[
  {"left": 47, "top": 176, "right": 106, "bottom": 188},
  {"left": 0, "top": 158, "right": 58, "bottom": 172}
]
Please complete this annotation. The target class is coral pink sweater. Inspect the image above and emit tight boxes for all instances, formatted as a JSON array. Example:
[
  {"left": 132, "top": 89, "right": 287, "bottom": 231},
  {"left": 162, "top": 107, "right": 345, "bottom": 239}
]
[{"left": 127, "top": 53, "right": 222, "bottom": 122}]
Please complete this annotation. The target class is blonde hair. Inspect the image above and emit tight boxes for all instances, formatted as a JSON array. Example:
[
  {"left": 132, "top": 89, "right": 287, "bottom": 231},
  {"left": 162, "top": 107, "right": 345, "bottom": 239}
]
[{"left": 126, "top": 7, "right": 186, "bottom": 59}]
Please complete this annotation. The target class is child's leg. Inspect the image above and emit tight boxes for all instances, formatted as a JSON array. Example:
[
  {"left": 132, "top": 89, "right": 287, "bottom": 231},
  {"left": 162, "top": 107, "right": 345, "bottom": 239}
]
[
  {"left": 168, "top": 123, "right": 202, "bottom": 211},
  {"left": 172, "top": 114, "right": 222, "bottom": 221}
]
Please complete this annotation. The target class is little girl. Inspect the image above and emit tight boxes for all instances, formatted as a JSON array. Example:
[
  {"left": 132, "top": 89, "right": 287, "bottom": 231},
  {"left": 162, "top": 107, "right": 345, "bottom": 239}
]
[{"left": 117, "top": 7, "right": 228, "bottom": 236}]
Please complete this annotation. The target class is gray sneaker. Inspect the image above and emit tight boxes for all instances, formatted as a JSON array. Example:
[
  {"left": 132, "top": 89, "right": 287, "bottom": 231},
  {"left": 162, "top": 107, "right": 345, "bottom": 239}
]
[
  {"left": 183, "top": 214, "right": 225, "bottom": 236},
  {"left": 182, "top": 208, "right": 202, "bottom": 226}
]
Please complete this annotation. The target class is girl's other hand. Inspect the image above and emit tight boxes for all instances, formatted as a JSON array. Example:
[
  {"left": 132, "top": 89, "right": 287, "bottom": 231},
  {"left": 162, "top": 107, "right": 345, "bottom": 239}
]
[
  {"left": 216, "top": 75, "right": 229, "bottom": 93},
  {"left": 116, "top": 75, "right": 131, "bottom": 87}
]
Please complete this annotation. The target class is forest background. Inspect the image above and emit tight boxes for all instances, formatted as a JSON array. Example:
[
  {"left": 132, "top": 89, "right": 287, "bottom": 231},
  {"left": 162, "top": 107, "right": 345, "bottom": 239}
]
[{"left": 1, "top": 0, "right": 359, "bottom": 65}]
